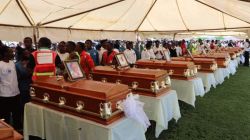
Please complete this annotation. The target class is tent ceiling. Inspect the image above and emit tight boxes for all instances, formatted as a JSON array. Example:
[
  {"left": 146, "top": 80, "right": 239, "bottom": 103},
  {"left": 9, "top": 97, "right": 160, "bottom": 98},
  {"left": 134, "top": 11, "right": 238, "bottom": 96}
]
[
  {"left": 0, "top": 0, "right": 124, "bottom": 26},
  {"left": 0, "top": 0, "right": 250, "bottom": 41},
  {"left": 41, "top": 0, "right": 250, "bottom": 32},
  {"left": 197, "top": 0, "right": 250, "bottom": 24}
]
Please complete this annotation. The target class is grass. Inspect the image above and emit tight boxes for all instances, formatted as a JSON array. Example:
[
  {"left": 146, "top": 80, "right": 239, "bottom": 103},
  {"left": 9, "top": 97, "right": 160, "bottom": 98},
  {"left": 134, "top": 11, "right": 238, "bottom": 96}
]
[{"left": 146, "top": 66, "right": 250, "bottom": 140}]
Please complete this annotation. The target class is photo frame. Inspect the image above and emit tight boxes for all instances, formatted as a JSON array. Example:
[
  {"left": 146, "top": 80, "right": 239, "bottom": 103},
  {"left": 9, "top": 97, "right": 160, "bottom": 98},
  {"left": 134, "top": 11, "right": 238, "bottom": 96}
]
[
  {"left": 115, "top": 53, "right": 130, "bottom": 68},
  {"left": 187, "top": 50, "right": 194, "bottom": 60},
  {"left": 202, "top": 48, "right": 207, "bottom": 55},
  {"left": 163, "top": 50, "right": 171, "bottom": 62},
  {"left": 64, "top": 60, "right": 86, "bottom": 81}
]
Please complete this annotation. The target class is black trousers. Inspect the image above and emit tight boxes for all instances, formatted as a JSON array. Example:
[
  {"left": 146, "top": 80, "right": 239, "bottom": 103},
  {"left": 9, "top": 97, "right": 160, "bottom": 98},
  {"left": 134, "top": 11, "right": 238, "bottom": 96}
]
[
  {"left": 0, "top": 95, "right": 22, "bottom": 129},
  {"left": 244, "top": 51, "right": 249, "bottom": 66}
]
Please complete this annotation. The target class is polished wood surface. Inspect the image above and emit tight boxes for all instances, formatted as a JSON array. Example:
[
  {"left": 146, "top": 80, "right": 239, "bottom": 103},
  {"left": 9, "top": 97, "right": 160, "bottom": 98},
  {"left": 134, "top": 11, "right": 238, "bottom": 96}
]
[
  {"left": 135, "top": 60, "right": 197, "bottom": 80},
  {"left": 171, "top": 57, "right": 217, "bottom": 73},
  {"left": 93, "top": 66, "right": 170, "bottom": 97},
  {"left": 31, "top": 77, "right": 130, "bottom": 125},
  {"left": 0, "top": 120, "right": 23, "bottom": 140}
]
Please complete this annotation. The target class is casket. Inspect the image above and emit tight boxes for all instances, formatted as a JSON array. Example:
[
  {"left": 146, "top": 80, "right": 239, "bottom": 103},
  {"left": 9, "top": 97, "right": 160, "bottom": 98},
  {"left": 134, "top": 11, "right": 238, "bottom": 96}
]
[
  {"left": 92, "top": 66, "right": 171, "bottom": 97},
  {"left": 135, "top": 60, "right": 197, "bottom": 80},
  {"left": 0, "top": 120, "right": 23, "bottom": 140},
  {"left": 223, "top": 47, "right": 244, "bottom": 57},
  {"left": 30, "top": 77, "right": 130, "bottom": 125},
  {"left": 171, "top": 57, "right": 218, "bottom": 73},
  {"left": 193, "top": 53, "right": 230, "bottom": 68}
]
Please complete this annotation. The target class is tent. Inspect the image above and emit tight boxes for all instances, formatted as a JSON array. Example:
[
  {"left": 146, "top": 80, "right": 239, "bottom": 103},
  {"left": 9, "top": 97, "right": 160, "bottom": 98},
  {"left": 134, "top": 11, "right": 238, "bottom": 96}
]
[{"left": 0, "top": 0, "right": 250, "bottom": 41}]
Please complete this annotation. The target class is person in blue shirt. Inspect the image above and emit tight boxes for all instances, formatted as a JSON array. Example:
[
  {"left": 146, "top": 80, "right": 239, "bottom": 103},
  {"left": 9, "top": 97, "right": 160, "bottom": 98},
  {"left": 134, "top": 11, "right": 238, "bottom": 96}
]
[
  {"left": 15, "top": 49, "right": 33, "bottom": 128},
  {"left": 85, "top": 40, "right": 99, "bottom": 66}
]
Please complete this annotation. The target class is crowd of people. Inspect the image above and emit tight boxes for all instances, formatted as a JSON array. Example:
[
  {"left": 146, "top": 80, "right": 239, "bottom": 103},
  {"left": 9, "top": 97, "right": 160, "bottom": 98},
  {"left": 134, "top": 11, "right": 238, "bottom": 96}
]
[{"left": 0, "top": 37, "right": 250, "bottom": 132}]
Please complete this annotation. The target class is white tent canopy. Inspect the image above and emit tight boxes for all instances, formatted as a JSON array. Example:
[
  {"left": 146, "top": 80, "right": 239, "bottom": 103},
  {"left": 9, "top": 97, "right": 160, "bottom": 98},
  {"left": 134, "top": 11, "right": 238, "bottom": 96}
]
[{"left": 0, "top": 0, "right": 250, "bottom": 41}]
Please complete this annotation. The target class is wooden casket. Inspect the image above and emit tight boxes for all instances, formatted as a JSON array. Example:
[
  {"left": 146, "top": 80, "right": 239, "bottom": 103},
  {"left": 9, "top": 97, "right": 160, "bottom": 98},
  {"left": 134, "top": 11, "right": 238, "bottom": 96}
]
[
  {"left": 92, "top": 66, "right": 171, "bottom": 97},
  {"left": 30, "top": 77, "right": 130, "bottom": 125},
  {"left": 135, "top": 60, "right": 197, "bottom": 80},
  {"left": 171, "top": 57, "right": 218, "bottom": 73},
  {"left": 231, "top": 48, "right": 244, "bottom": 56},
  {"left": 193, "top": 53, "right": 230, "bottom": 68},
  {"left": 0, "top": 120, "right": 23, "bottom": 140},
  {"left": 225, "top": 48, "right": 243, "bottom": 58},
  {"left": 223, "top": 47, "right": 244, "bottom": 57}
]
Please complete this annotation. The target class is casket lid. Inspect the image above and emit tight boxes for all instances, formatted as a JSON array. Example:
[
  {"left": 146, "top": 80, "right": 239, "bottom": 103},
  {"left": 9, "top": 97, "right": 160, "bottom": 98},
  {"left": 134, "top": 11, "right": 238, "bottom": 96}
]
[
  {"left": 172, "top": 57, "right": 216, "bottom": 64},
  {"left": 33, "top": 77, "right": 129, "bottom": 100},
  {"left": 136, "top": 60, "right": 195, "bottom": 68},
  {"left": 0, "top": 120, "right": 14, "bottom": 139},
  {"left": 193, "top": 54, "right": 229, "bottom": 60},
  {"left": 94, "top": 66, "right": 167, "bottom": 79}
]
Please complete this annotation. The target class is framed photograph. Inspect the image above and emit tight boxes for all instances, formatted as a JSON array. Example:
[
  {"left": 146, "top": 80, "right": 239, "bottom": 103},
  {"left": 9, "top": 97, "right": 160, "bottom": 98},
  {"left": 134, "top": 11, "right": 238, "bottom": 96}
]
[
  {"left": 64, "top": 60, "right": 85, "bottom": 81},
  {"left": 115, "top": 53, "right": 129, "bottom": 68},
  {"left": 202, "top": 48, "right": 207, "bottom": 55},
  {"left": 163, "top": 50, "right": 171, "bottom": 61},
  {"left": 187, "top": 50, "right": 194, "bottom": 60}
]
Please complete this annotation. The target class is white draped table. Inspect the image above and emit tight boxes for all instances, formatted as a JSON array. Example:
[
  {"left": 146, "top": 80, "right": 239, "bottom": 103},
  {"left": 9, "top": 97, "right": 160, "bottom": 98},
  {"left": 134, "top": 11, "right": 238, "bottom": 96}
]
[
  {"left": 213, "top": 69, "right": 224, "bottom": 85},
  {"left": 236, "top": 56, "right": 241, "bottom": 64},
  {"left": 24, "top": 103, "right": 146, "bottom": 140},
  {"left": 220, "top": 67, "right": 230, "bottom": 79},
  {"left": 228, "top": 60, "right": 236, "bottom": 75},
  {"left": 139, "top": 90, "right": 181, "bottom": 138},
  {"left": 171, "top": 77, "right": 205, "bottom": 106},
  {"left": 197, "top": 72, "right": 216, "bottom": 93},
  {"left": 233, "top": 59, "right": 239, "bottom": 68}
]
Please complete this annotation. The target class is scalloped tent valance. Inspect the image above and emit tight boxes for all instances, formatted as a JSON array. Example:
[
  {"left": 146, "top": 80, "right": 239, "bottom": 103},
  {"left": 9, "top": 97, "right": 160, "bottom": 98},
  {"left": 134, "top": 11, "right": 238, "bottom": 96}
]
[{"left": 0, "top": 0, "right": 249, "bottom": 41}]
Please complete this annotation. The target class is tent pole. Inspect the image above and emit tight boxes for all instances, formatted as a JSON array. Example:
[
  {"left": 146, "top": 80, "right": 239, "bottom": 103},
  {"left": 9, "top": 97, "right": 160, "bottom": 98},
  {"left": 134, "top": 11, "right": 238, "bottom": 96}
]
[
  {"left": 33, "top": 27, "right": 37, "bottom": 48},
  {"left": 33, "top": 26, "right": 40, "bottom": 49},
  {"left": 173, "top": 33, "right": 177, "bottom": 41}
]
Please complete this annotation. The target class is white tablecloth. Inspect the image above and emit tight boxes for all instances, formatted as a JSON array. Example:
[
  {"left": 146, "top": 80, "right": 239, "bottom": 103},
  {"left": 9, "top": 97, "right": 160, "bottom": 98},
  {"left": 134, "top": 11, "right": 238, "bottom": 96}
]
[
  {"left": 24, "top": 103, "right": 146, "bottom": 140},
  {"left": 197, "top": 72, "right": 216, "bottom": 93},
  {"left": 213, "top": 69, "right": 224, "bottom": 85},
  {"left": 236, "top": 56, "right": 241, "bottom": 64},
  {"left": 221, "top": 67, "right": 230, "bottom": 79},
  {"left": 229, "top": 60, "right": 236, "bottom": 75},
  {"left": 171, "top": 77, "right": 205, "bottom": 106},
  {"left": 233, "top": 59, "right": 239, "bottom": 68},
  {"left": 139, "top": 90, "right": 181, "bottom": 138}
]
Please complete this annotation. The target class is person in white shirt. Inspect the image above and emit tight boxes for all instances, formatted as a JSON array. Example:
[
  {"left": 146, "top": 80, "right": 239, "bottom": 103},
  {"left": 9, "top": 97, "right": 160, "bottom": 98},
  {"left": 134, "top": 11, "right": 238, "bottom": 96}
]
[
  {"left": 162, "top": 43, "right": 171, "bottom": 61},
  {"left": 175, "top": 41, "right": 182, "bottom": 57},
  {"left": 97, "top": 40, "right": 107, "bottom": 63},
  {"left": 56, "top": 41, "right": 69, "bottom": 75},
  {"left": 0, "top": 46, "right": 21, "bottom": 129},
  {"left": 141, "top": 41, "right": 156, "bottom": 60},
  {"left": 153, "top": 40, "right": 164, "bottom": 60},
  {"left": 123, "top": 41, "right": 137, "bottom": 67}
]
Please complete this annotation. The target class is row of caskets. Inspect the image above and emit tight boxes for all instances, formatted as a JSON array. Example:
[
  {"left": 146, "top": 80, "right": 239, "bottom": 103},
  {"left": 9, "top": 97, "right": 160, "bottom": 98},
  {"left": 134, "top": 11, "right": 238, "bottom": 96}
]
[{"left": 29, "top": 47, "right": 243, "bottom": 125}]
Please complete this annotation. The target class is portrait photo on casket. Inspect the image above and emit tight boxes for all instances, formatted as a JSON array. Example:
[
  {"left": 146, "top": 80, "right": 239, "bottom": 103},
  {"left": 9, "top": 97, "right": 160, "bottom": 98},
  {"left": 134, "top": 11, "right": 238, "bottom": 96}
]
[
  {"left": 64, "top": 60, "right": 85, "bottom": 80},
  {"left": 115, "top": 53, "right": 129, "bottom": 68}
]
